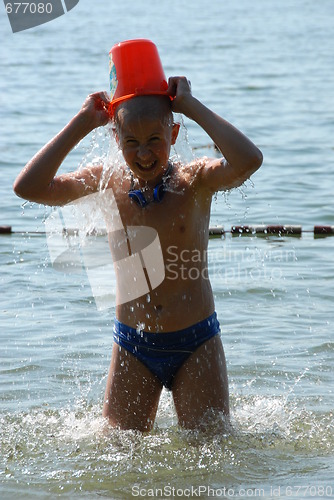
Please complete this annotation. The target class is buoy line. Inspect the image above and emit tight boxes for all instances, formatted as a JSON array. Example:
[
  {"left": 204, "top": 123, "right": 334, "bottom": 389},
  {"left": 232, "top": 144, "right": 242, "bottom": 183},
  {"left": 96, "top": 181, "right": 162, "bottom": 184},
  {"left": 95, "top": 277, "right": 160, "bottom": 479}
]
[{"left": 1, "top": 224, "right": 334, "bottom": 238}]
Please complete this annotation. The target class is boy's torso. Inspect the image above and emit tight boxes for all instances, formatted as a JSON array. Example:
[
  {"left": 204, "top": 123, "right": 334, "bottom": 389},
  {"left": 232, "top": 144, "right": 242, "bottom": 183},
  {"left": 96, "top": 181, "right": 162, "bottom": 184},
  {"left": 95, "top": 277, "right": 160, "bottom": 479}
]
[{"left": 105, "top": 162, "right": 215, "bottom": 332}]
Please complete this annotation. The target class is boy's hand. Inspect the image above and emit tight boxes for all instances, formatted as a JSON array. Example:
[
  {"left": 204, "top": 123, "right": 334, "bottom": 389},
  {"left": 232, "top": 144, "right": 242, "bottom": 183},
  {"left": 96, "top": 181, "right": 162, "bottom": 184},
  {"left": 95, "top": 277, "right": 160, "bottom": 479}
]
[
  {"left": 167, "top": 76, "right": 193, "bottom": 114},
  {"left": 78, "top": 91, "right": 110, "bottom": 130}
]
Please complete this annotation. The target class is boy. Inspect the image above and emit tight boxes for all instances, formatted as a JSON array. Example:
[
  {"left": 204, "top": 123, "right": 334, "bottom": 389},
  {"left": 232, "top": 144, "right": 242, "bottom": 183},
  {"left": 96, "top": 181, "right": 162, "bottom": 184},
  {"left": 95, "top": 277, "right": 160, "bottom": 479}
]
[{"left": 13, "top": 76, "right": 263, "bottom": 431}]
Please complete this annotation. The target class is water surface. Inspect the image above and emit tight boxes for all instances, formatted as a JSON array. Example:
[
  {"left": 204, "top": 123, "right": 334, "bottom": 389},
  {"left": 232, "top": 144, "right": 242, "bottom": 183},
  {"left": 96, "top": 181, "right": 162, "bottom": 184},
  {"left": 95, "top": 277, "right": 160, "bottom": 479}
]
[{"left": 1, "top": 0, "right": 333, "bottom": 498}]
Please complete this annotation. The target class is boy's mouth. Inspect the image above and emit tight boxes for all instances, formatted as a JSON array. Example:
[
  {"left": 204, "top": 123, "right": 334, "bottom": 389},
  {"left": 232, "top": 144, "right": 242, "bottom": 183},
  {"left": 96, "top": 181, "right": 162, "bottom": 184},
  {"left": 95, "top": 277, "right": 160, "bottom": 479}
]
[{"left": 136, "top": 161, "right": 157, "bottom": 172}]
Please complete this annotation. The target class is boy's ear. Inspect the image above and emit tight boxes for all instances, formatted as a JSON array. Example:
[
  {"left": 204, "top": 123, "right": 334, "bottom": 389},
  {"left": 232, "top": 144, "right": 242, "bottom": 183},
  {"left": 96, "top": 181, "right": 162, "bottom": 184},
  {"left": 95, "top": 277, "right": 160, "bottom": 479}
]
[{"left": 171, "top": 123, "right": 180, "bottom": 145}]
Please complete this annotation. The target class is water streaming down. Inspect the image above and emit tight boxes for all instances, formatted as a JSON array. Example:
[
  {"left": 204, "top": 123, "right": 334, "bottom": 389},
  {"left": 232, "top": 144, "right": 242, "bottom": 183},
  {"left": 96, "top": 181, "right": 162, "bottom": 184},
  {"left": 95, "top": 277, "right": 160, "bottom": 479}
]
[{"left": 1, "top": 0, "right": 334, "bottom": 497}]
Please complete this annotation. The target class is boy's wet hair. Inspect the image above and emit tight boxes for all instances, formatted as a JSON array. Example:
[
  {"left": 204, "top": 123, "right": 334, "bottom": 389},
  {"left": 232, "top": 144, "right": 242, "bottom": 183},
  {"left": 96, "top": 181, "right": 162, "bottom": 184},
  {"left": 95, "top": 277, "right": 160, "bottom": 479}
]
[{"left": 113, "top": 95, "right": 173, "bottom": 132}]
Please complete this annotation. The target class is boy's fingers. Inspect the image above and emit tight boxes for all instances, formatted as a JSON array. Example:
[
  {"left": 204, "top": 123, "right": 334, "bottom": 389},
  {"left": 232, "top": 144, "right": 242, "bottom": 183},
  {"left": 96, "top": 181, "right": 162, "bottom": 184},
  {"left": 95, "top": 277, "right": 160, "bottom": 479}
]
[
  {"left": 167, "top": 76, "right": 192, "bottom": 97},
  {"left": 167, "top": 77, "right": 177, "bottom": 97},
  {"left": 88, "top": 91, "right": 110, "bottom": 104},
  {"left": 100, "top": 91, "right": 111, "bottom": 103}
]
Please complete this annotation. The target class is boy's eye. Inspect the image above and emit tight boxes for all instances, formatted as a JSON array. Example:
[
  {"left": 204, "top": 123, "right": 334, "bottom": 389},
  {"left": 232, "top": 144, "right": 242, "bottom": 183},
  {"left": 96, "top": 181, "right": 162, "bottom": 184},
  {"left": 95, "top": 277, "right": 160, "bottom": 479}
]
[{"left": 150, "top": 137, "right": 161, "bottom": 142}]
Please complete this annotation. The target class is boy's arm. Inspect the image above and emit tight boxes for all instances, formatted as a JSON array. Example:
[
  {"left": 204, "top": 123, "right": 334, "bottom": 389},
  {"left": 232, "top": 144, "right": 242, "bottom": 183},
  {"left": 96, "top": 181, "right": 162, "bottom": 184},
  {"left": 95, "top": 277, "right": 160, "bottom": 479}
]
[
  {"left": 13, "top": 92, "right": 110, "bottom": 206},
  {"left": 168, "top": 77, "right": 263, "bottom": 191}
]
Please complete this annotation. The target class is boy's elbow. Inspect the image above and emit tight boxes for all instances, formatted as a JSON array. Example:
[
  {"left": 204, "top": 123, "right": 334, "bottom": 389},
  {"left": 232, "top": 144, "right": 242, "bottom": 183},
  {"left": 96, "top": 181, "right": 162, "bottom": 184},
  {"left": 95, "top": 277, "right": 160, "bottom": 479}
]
[
  {"left": 250, "top": 147, "right": 263, "bottom": 173},
  {"left": 244, "top": 148, "right": 263, "bottom": 180},
  {"left": 257, "top": 148, "right": 264, "bottom": 168},
  {"left": 13, "top": 177, "right": 31, "bottom": 201},
  {"left": 233, "top": 149, "right": 263, "bottom": 189},
  {"left": 13, "top": 177, "right": 39, "bottom": 203},
  {"left": 13, "top": 178, "right": 24, "bottom": 199}
]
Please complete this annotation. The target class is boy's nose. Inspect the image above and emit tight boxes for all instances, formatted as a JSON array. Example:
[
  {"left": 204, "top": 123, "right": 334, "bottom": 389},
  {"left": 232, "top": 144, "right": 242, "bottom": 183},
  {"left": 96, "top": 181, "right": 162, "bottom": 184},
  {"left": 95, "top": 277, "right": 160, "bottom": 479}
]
[{"left": 137, "top": 145, "right": 151, "bottom": 160}]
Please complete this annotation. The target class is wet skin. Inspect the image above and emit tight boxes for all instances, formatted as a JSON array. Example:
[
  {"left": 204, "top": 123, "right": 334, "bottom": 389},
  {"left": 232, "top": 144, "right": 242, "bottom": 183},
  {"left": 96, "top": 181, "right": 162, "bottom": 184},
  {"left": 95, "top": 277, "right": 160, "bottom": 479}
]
[{"left": 13, "top": 85, "right": 262, "bottom": 431}]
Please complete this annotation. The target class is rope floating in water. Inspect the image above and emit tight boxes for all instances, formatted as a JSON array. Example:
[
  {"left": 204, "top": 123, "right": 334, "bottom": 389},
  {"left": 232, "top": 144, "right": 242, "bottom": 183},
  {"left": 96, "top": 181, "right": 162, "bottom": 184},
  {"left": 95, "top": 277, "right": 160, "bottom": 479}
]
[
  {"left": 210, "top": 224, "right": 334, "bottom": 238},
  {"left": 1, "top": 225, "right": 334, "bottom": 238},
  {"left": 231, "top": 225, "right": 303, "bottom": 236}
]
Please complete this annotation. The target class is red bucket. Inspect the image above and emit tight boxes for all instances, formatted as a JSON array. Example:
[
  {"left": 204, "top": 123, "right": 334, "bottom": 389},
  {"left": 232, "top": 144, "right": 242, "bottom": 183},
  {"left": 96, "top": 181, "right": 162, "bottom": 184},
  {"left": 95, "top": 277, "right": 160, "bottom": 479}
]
[{"left": 108, "top": 39, "right": 169, "bottom": 115}]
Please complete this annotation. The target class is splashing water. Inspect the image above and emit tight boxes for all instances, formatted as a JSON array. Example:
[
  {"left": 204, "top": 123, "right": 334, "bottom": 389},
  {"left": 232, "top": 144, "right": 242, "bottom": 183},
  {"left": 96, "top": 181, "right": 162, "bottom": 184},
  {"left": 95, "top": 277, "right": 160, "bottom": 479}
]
[
  {"left": 170, "top": 114, "right": 195, "bottom": 165},
  {"left": 77, "top": 125, "right": 112, "bottom": 174},
  {"left": 1, "top": 390, "right": 333, "bottom": 498}
]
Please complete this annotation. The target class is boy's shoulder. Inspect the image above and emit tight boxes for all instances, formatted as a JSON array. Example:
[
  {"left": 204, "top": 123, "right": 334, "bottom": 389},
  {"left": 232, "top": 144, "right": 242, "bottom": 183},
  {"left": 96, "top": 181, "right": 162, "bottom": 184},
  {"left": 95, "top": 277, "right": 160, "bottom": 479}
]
[{"left": 175, "top": 157, "right": 214, "bottom": 191}]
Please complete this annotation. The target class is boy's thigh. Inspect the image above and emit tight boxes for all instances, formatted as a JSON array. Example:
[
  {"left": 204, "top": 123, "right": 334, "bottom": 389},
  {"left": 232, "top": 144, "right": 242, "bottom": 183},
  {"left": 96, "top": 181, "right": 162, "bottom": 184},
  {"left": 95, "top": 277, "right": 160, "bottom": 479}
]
[
  {"left": 172, "top": 335, "right": 229, "bottom": 428},
  {"left": 103, "top": 344, "right": 163, "bottom": 431}
]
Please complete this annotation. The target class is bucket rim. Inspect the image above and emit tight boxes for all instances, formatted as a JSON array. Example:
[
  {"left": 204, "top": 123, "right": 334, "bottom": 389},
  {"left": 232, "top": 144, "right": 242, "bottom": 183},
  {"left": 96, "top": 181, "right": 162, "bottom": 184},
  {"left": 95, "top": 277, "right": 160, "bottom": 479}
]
[{"left": 109, "top": 91, "right": 172, "bottom": 116}]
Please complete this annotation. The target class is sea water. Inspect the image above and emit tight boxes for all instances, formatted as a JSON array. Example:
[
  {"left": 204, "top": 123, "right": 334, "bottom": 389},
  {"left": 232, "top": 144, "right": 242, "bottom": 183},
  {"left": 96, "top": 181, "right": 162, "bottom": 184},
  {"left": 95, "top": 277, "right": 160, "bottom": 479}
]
[{"left": 1, "top": 0, "right": 334, "bottom": 498}]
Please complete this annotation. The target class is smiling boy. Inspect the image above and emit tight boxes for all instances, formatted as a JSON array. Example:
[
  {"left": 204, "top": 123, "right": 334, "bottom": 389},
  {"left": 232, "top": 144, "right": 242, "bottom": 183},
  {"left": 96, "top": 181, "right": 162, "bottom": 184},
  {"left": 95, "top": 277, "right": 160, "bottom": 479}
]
[{"left": 13, "top": 75, "right": 262, "bottom": 431}]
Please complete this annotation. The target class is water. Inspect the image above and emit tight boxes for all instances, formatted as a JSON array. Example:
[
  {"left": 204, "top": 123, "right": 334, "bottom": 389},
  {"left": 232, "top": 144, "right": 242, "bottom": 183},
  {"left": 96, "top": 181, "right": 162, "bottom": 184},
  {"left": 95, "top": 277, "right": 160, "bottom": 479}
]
[{"left": 1, "top": 0, "right": 334, "bottom": 498}]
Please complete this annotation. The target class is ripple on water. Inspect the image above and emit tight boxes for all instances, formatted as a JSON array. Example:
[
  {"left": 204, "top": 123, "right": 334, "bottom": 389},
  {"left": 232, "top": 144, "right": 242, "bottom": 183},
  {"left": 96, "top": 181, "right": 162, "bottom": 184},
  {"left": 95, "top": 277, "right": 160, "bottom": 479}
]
[{"left": 0, "top": 392, "right": 333, "bottom": 498}]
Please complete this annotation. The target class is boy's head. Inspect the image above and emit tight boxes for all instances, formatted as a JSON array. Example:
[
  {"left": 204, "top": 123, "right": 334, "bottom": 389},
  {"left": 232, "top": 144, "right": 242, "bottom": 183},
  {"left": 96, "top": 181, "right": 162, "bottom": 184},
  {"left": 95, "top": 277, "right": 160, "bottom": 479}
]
[{"left": 113, "top": 95, "right": 179, "bottom": 183}]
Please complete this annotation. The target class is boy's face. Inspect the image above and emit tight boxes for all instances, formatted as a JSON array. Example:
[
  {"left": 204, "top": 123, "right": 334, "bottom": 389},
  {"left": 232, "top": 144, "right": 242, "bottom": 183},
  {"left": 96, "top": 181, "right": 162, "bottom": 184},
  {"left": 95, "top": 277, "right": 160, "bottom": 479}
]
[{"left": 114, "top": 96, "right": 179, "bottom": 184}]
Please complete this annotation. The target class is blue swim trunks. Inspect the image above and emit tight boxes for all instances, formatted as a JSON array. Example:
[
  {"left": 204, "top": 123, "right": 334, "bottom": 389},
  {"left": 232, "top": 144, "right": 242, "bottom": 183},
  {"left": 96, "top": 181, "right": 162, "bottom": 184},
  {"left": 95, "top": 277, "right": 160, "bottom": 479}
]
[{"left": 113, "top": 312, "right": 220, "bottom": 390}]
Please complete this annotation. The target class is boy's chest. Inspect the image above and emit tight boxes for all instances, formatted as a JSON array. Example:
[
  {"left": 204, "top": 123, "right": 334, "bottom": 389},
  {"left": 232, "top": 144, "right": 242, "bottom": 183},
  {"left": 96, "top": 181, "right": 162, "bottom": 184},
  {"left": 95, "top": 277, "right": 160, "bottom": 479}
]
[
  {"left": 113, "top": 187, "right": 209, "bottom": 240},
  {"left": 103, "top": 179, "right": 212, "bottom": 268}
]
